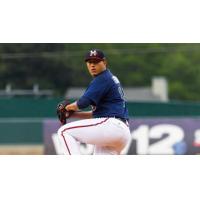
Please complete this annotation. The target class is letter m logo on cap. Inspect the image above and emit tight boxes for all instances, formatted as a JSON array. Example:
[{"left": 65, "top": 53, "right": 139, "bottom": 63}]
[{"left": 90, "top": 50, "right": 97, "bottom": 56}]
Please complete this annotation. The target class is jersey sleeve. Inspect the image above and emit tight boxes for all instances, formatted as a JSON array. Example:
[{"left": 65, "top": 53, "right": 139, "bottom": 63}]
[{"left": 77, "top": 77, "right": 110, "bottom": 109}]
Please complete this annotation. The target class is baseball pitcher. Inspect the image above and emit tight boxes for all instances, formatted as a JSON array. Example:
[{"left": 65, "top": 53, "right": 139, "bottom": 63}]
[{"left": 57, "top": 49, "right": 131, "bottom": 155}]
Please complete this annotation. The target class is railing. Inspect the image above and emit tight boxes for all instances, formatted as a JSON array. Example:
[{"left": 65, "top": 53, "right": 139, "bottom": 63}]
[{"left": 0, "top": 84, "right": 53, "bottom": 97}]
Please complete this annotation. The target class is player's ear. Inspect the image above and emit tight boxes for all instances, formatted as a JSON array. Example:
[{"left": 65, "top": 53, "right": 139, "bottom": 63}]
[{"left": 103, "top": 59, "right": 107, "bottom": 66}]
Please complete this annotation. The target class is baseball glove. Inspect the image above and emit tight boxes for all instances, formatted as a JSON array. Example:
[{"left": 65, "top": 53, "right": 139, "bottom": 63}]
[{"left": 56, "top": 100, "right": 74, "bottom": 125}]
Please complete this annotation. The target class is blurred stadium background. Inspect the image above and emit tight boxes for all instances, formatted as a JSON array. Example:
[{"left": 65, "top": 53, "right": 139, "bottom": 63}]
[{"left": 0, "top": 43, "right": 200, "bottom": 154}]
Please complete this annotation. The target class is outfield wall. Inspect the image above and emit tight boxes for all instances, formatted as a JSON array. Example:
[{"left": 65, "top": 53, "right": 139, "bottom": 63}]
[
  {"left": 0, "top": 98, "right": 200, "bottom": 154},
  {"left": 1, "top": 98, "right": 200, "bottom": 118}
]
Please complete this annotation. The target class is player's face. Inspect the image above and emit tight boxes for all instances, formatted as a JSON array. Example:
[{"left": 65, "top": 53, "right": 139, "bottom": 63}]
[{"left": 86, "top": 59, "right": 107, "bottom": 76}]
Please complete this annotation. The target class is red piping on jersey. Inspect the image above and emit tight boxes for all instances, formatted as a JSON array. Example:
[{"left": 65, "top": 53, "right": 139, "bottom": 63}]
[{"left": 61, "top": 118, "right": 109, "bottom": 155}]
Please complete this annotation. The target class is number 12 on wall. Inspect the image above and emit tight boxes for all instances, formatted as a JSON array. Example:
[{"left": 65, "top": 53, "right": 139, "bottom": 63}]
[{"left": 131, "top": 124, "right": 185, "bottom": 154}]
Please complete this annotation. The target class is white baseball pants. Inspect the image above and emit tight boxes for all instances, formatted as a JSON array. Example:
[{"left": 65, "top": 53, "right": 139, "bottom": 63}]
[{"left": 57, "top": 117, "right": 131, "bottom": 155}]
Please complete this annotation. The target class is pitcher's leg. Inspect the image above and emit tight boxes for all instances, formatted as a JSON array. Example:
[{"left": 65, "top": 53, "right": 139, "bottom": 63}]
[
  {"left": 92, "top": 119, "right": 131, "bottom": 154},
  {"left": 58, "top": 118, "right": 130, "bottom": 155},
  {"left": 58, "top": 118, "right": 110, "bottom": 146},
  {"left": 94, "top": 146, "right": 119, "bottom": 155},
  {"left": 58, "top": 125, "right": 81, "bottom": 155},
  {"left": 57, "top": 118, "right": 111, "bottom": 155}
]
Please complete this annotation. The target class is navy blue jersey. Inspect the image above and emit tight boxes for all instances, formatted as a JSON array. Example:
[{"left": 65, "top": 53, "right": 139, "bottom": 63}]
[{"left": 77, "top": 69, "right": 129, "bottom": 120}]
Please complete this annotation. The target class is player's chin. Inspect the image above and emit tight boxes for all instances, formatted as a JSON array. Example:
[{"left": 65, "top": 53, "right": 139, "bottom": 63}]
[{"left": 90, "top": 72, "right": 97, "bottom": 76}]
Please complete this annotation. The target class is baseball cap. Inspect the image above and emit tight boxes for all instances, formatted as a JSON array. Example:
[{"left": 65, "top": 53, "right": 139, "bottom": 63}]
[{"left": 84, "top": 49, "right": 106, "bottom": 62}]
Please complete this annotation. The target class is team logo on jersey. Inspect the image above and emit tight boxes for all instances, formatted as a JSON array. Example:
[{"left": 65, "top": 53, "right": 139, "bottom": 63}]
[{"left": 90, "top": 50, "right": 97, "bottom": 56}]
